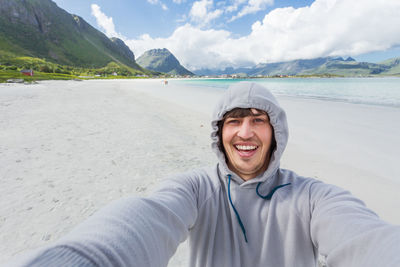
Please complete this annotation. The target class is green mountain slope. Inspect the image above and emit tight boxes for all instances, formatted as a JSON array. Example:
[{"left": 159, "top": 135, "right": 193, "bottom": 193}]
[
  {"left": 136, "top": 48, "right": 193, "bottom": 76},
  {"left": 0, "top": 0, "right": 145, "bottom": 72},
  {"left": 249, "top": 57, "right": 332, "bottom": 76},
  {"left": 301, "top": 59, "right": 389, "bottom": 76},
  {"left": 378, "top": 57, "right": 400, "bottom": 75}
]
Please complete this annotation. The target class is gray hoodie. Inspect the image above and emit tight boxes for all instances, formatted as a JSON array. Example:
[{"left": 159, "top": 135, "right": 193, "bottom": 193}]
[{"left": 8, "top": 82, "right": 400, "bottom": 267}]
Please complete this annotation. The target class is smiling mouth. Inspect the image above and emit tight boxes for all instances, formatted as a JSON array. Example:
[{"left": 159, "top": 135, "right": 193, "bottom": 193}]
[
  {"left": 235, "top": 145, "right": 257, "bottom": 151},
  {"left": 234, "top": 145, "right": 258, "bottom": 157}
]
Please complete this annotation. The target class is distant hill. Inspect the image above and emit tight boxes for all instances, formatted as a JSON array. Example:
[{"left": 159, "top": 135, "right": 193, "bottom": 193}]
[
  {"left": 300, "top": 60, "right": 386, "bottom": 76},
  {"left": 249, "top": 57, "right": 334, "bottom": 76},
  {"left": 194, "top": 56, "right": 400, "bottom": 77},
  {"left": 0, "top": 0, "right": 145, "bottom": 73},
  {"left": 195, "top": 58, "right": 334, "bottom": 76},
  {"left": 136, "top": 48, "right": 194, "bottom": 76},
  {"left": 378, "top": 57, "right": 400, "bottom": 75}
]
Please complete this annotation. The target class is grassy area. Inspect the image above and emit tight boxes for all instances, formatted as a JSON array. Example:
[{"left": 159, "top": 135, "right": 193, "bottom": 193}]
[
  {"left": 0, "top": 68, "right": 158, "bottom": 83},
  {"left": 0, "top": 51, "right": 165, "bottom": 83},
  {"left": 0, "top": 70, "right": 79, "bottom": 83}
]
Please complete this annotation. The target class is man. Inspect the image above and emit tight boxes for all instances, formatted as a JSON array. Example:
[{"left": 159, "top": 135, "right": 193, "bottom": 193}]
[{"left": 8, "top": 82, "right": 400, "bottom": 266}]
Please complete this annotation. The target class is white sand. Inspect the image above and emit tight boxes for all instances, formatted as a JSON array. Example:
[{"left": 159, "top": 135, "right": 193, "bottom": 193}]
[{"left": 1, "top": 79, "right": 399, "bottom": 265}]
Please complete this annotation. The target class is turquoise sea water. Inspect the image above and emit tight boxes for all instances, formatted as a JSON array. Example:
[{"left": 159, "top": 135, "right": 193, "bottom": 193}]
[{"left": 176, "top": 78, "right": 400, "bottom": 108}]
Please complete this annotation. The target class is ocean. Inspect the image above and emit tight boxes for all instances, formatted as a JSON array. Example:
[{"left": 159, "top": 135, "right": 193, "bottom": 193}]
[{"left": 176, "top": 78, "right": 400, "bottom": 108}]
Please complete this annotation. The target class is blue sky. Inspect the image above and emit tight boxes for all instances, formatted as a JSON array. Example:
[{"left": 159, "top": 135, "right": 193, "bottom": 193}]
[{"left": 53, "top": 0, "right": 400, "bottom": 70}]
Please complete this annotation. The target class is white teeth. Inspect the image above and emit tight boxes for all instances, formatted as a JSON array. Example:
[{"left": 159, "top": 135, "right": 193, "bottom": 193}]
[{"left": 235, "top": 145, "right": 257, "bottom": 150}]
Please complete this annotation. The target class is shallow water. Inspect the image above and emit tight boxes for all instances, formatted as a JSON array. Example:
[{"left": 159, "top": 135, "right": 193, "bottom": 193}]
[{"left": 176, "top": 77, "right": 400, "bottom": 108}]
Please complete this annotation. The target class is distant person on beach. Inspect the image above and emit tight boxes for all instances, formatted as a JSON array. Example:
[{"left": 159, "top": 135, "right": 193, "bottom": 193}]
[{"left": 8, "top": 82, "right": 400, "bottom": 267}]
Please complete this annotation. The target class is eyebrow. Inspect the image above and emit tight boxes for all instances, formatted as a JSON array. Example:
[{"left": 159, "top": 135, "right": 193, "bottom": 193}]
[
  {"left": 224, "top": 113, "right": 269, "bottom": 121},
  {"left": 251, "top": 113, "right": 266, "bottom": 117},
  {"left": 227, "top": 113, "right": 267, "bottom": 118}
]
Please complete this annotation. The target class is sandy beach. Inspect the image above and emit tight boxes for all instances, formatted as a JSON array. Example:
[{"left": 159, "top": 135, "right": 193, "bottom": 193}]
[{"left": 1, "top": 79, "right": 399, "bottom": 265}]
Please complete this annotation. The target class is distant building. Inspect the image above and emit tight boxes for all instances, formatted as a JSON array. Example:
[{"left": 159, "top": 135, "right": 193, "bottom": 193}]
[
  {"left": 231, "top": 73, "right": 247, "bottom": 78},
  {"left": 20, "top": 69, "right": 34, "bottom": 76},
  {"left": 112, "top": 72, "right": 118, "bottom": 76}
]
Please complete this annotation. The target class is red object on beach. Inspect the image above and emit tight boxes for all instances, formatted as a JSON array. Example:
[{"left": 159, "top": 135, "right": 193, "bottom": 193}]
[{"left": 21, "top": 69, "right": 34, "bottom": 76}]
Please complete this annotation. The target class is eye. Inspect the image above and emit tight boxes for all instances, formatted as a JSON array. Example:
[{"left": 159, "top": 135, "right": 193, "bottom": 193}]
[
  {"left": 225, "top": 119, "right": 240, "bottom": 124},
  {"left": 254, "top": 118, "right": 265, "bottom": 123}
]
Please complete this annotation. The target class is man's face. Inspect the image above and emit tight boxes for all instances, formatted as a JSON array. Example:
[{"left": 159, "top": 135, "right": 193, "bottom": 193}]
[{"left": 222, "top": 109, "right": 274, "bottom": 181}]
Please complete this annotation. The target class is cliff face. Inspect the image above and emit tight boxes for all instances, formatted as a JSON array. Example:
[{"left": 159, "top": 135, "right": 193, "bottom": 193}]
[
  {"left": 136, "top": 48, "right": 193, "bottom": 76},
  {"left": 0, "top": 0, "right": 53, "bottom": 30},
  {"left": 110, "top": 37, "right": 135, "bottom": 62},
  {"left": 0, "top": 0, "right": 141, "bottom": 70}
]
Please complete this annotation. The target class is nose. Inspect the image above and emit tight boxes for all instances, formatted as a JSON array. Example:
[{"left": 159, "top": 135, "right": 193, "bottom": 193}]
[{"left": 237, "top": 119, "right": 254, "bottom": 139}]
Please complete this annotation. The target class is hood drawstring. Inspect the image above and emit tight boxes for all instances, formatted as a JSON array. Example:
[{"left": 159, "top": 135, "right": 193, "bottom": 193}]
[
  {"left": 227, "top": 174, "right": 248, "bottom": 243},
  {"left": 227, "top": 174, "right": 291, "bottom": 243},
  {"left": 256, "top": 182, "right": 291, "bottom": 199}
]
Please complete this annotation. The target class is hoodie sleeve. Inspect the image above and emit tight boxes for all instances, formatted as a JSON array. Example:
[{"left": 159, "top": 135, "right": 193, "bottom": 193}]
[
  {"left": 8, "top": 175, "right": 198, "bottom": 267},
  {"left": 309, "top": 181, "right": 400, "bottom": 267}
]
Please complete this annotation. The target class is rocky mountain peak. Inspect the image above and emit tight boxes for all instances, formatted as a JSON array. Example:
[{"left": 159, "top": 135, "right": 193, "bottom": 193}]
[{"left": 136, "top": 48, "right": 193, "bottom": 76}]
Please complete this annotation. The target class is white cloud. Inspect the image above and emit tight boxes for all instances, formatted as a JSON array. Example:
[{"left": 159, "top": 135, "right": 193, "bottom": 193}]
[
  {"left": 225, "top": 0, "right": 247, "bottom": 13},
  {"left": 126, "top": 24, "right": 236, "bottom": 70},
  {"left": 241, "top": 0, "right": 400, "bottom": 63},
  {"left": 173, "top": 0, "right": 185, "bottom": 3},
  {"left": 189, "top": 0, "right": 223, "bottom": 26},
  {"left": 147, "top": 0, "right": 168, "bottom": 10},
  {"left": 90, "top": 4, "right": 125, "bottom": 39},
  {"left": 125, "top": 0, "right": 400, "bottom": 70},
  {"left": 230, "top": 0, "right": 274, "bottom": 21}
]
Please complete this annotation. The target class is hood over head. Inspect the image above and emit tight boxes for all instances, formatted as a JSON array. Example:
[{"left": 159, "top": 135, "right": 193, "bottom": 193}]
[{"left": 211, "top": 82, "right": 289, "bottom": 185}]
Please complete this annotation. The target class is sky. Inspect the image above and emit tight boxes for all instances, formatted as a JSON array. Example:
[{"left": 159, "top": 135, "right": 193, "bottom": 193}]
[{"left": 52, "top": 0, "right": 400, "bottom": 71}]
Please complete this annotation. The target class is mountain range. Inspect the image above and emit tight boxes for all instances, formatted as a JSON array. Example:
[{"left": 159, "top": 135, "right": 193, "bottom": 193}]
[
  {"left": 136, "top": 48, "right": 194, "bottom": 76},
  {"left": 194, "top": 56, "right": 400, "bottom": 77},
  {"left": 0, "top": 0, "right": 147, "bottom": 74}
]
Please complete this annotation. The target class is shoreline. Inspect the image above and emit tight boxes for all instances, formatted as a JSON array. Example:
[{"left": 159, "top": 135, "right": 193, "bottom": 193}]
[
  {"left": 1, "top": 79, "right": 399, "bottom": 264},
  {"left": 4, "top": 76, "right": 400, "bottom": 109}
]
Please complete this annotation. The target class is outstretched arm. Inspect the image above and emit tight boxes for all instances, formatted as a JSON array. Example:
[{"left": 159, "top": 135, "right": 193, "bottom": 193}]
[
  {"left": 309, "top": 182, "right": 400, "bottom": 267},
  {"left": 9, "top": 175, "right": 198, "bottom": 267}
]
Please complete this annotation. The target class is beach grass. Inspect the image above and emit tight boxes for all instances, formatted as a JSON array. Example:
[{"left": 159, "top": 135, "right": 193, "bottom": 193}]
[
  {"left": 0, "top": 69, "right": 79, "bottom": 83},
  {"left": 0, "top": 69, "right": 153, "bottom": 83}
]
